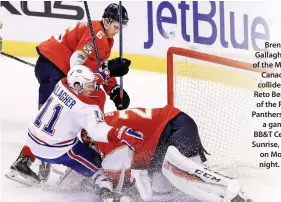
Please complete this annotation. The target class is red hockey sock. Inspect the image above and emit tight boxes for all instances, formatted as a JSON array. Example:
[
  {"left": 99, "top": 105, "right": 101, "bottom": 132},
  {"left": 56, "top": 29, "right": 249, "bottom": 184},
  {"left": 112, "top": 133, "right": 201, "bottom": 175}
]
[{"left": 20, "top": 146, "right": 35, "bottom": 162}]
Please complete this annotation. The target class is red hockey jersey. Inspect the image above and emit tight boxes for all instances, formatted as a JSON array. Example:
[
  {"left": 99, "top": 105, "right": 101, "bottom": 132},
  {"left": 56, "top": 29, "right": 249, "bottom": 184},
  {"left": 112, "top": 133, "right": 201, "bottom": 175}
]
[
  {"left": 38, "top": 21, "right": 116, "bottom": 94},
  {"left": 96, "top": 105, "right": 181, "bottom": 168}
]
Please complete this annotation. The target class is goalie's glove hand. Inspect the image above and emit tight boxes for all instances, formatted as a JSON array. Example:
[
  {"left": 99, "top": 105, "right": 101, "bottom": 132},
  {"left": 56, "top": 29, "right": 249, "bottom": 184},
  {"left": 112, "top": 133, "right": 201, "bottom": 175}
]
[
  {"left": 108, "top": 126, "right": 144, "bottom": 151},
  {"left": 109, "top": 85, "right": 130, "bottom": 110},
  {"left": 107, "top": 57, "right": 130, "bottom": 77}
]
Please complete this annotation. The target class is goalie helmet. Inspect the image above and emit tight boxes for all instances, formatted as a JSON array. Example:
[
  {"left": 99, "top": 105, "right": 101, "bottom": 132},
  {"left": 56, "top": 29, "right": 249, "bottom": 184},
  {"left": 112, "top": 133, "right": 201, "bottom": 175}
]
[
  {"left": 102, "top": 3, "right": 129, "bottom": 26},
  {"left": 67, "top": 65, "right": 96, "bottom": 93}
]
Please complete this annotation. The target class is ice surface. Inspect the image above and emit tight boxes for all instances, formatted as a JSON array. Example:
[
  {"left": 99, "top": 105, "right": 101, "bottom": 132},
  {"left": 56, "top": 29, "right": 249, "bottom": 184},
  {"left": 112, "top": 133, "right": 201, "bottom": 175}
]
[{"left": 0, "top": 56, "right": 280, "bottom": 202}]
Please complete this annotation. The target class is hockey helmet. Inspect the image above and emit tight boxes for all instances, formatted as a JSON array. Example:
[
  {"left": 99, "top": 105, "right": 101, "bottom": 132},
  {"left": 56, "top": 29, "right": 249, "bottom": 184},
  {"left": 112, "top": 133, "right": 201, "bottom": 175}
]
[
  {"left": 67, "top": 65, "right": 96, "bottom": 93},
  {"left": 102, "top": 3, "right": 129, "bottom": 26}
]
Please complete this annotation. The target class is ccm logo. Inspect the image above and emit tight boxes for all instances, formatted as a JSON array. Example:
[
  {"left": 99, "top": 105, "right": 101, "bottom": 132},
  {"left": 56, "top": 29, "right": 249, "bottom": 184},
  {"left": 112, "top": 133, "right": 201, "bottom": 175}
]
[{"left": 195, "top": 169, "right": 222, "bottom": 183}]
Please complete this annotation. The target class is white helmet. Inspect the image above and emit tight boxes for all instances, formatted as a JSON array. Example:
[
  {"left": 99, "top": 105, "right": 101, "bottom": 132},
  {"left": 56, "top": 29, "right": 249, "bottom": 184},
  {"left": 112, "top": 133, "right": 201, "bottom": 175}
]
[{"left": 67, "top": 65, "right": 96, "bottom": 93}]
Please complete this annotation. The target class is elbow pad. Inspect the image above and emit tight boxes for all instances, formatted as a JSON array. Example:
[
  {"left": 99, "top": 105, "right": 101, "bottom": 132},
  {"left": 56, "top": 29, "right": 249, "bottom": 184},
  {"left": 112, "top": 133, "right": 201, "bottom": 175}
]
[{"left": 70, "top": 51, "right": 88, "bottom": 68}]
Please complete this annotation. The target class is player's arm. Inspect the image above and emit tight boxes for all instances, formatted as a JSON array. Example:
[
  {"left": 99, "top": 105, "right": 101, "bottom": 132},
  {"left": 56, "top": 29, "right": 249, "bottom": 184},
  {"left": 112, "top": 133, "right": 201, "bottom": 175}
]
[
  {"left": 69, "top": 41, "right": 97, "bottom": 68},
  {"left": 80, "top": 105, "right": 143, "bottom": 151},
  {"left": 92, "top": 57, "right": 131, "bottom": 110}
]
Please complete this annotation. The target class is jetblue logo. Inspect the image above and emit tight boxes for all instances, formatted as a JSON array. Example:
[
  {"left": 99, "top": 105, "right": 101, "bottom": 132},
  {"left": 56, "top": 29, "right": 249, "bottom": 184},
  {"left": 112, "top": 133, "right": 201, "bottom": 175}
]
[{"left": 144, "top": 1, "right": 270, "bottom": 51}]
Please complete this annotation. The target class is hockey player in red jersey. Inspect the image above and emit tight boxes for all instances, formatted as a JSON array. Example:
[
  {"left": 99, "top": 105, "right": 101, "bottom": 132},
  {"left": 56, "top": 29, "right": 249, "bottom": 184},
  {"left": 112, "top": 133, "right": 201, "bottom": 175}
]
[
  {"left": 36, "top": 3, "right": 130, "bottom": 109},
  {"left": 9, "top": 3, "right": 132, "bottom": 185},
  {"left": 83, "top": 106, "right": 253, "bottom": 202}
]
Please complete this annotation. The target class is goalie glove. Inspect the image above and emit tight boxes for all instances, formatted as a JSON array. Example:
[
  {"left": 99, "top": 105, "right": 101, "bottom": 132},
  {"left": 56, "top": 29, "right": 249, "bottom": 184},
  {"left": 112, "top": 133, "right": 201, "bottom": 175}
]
[{"left": 107, "top": 126, "right": 144, "bottom": 151}]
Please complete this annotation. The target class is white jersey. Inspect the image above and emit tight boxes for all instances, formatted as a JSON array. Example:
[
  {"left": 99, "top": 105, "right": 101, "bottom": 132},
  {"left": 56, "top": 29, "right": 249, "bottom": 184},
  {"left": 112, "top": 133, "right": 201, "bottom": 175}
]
[{"left": 26, "top": 78, "right": 112, "bottom": 159}]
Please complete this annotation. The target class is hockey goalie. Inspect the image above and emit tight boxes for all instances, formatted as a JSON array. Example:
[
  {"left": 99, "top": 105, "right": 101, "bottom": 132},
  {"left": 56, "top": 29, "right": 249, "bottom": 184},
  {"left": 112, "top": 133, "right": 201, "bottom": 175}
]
[{"left": 78, "top": 105, "right": 254, "bottom": 202}]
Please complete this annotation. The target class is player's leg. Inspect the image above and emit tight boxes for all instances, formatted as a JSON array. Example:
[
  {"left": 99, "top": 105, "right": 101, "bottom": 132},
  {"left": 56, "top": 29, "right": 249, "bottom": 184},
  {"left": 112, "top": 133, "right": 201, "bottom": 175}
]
[
  {"left": 131, "top": 112, "right": 206, "bottom": 201},
  {"left": 35, "top": 141, "right": 103, "bottom": 178},
  {"left": 36, "top": 141, "right": 116, "bottom": 201},
  {"left": 147, "top": 112, "right": 206, "bottom": 198},
  {"left": 163, "top": 146, "right": 253, "bottom": 202},
  {"left": 150, "top": 112, "right": 207, "bottom": 173},
  {"left": 158, "top": 112, "right": 253, "bottom": 202},
  {"left": 7, "top": 55, "right": 66, "bottom": 185},
  {"left": 34, "top": 55, "right": 65, "bottom": 109},
  {"left": 5, "top": 145, "right": 41, "bottom": 186}
]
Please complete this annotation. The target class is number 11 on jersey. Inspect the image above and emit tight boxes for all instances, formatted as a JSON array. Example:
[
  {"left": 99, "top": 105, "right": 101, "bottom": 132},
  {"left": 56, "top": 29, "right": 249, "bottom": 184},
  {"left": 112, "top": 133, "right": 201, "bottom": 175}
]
[{"left": 34, "top": 97, "right": 63, "bottom": 136}]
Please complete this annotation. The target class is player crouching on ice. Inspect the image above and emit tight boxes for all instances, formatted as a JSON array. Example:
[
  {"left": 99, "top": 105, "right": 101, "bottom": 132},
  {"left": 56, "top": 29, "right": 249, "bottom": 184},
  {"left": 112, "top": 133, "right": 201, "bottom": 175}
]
[
  {"left": 82, "top": 106, "right": 254, "bottom": 202},
  {"left": 5, "top": 65, "right": 144, "bottom": 196}
]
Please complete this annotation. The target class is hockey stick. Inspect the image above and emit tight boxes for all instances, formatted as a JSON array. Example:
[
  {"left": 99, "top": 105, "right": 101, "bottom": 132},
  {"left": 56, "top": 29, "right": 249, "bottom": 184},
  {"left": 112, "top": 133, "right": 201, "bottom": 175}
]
[
  {"left": 0, "top": 51, "right": 35, "bottom": 67},
  {"left": 83, "top": 1, "right": 102, "bottom": 68},
  {"left": 119, "top": 1, "right": 124, "bottom": 101}
]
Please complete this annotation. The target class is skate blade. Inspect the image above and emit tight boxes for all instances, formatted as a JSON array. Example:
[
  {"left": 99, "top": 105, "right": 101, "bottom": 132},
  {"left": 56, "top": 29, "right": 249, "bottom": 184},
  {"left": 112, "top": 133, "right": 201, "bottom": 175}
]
[
  {"left": 5, "top": 170, "right": 41, "bottom": 187},
  {"left": 56, "top": 168, "right": 73, "bottom": 186}
]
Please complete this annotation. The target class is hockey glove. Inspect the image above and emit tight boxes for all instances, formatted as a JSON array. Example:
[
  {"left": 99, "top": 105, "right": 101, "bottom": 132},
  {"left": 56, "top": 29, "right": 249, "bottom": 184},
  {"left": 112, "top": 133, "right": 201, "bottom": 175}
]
[
  {"left": 94, "top": 68, "right": 110, "bottom": 85},
  {"left": 109, "top": 85, "right": 130, "bottom": 110},
  {"left": 108, "top": 126, "right": 144, "bottom": 151},
  {"left": 107, "top": 57, "right": 131, "bottom": 77},
  {"left": 94, "top": 57, "right": 130, "bottom": 83}
]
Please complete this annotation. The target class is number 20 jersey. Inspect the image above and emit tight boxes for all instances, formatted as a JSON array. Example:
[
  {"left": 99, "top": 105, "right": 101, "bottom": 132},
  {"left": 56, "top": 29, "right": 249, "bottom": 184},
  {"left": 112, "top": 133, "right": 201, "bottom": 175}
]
[{"left": 97, "top": 105, "right": 181, "bottom": 168}]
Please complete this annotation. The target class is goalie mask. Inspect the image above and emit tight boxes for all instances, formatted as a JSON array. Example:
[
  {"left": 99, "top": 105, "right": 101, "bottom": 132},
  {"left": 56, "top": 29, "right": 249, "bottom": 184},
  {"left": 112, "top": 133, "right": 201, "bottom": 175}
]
[
  {"left": 67, "top": 65, "right": 96, "bottom": 93},
  {"left": 102, "top": 3, "right": 129, "bottom": 26}
]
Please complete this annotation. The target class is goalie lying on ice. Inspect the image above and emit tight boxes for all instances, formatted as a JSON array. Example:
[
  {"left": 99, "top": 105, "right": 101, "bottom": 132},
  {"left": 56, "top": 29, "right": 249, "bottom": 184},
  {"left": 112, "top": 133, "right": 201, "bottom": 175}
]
[{"left": 82, "top": 105, "right": 254, "bottom": 202}]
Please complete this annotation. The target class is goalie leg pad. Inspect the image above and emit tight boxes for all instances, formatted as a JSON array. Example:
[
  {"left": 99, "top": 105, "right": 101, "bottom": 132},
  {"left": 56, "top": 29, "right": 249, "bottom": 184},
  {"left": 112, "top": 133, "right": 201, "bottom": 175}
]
[{"left": 162, "top": 146, "right": 245, "bottom": 202}]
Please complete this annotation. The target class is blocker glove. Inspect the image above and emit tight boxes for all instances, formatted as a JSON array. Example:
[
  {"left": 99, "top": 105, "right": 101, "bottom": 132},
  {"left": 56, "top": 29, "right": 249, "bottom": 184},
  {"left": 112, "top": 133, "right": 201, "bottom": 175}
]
[{"left": 109, "top": 85, "right": 130, "bottom": 110}]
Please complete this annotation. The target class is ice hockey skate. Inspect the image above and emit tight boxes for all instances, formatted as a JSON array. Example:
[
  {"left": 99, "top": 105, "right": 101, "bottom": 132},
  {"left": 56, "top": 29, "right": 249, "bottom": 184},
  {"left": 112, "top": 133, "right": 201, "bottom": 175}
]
[{"left": 5, "top": 156, "right": 40, "bottom": 187}]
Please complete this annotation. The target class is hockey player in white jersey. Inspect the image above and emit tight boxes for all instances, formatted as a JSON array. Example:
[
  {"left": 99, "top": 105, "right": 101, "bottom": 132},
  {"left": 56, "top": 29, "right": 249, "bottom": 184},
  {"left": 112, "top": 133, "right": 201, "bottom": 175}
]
[{"left": 6, "top": 65, "right": 144, "bottom": 195}]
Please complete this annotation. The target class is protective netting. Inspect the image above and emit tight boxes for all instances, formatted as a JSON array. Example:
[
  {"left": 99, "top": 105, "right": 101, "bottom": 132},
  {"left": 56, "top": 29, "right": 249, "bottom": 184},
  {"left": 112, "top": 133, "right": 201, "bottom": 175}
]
[{"left": 169, "top": 50, "right": 271, "bottom": 178}]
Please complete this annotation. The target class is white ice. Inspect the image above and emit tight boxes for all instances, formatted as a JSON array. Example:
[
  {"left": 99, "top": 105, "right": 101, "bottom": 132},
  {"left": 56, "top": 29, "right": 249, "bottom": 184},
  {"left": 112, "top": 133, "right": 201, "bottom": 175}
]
[{"left": 0, "top": 56, "right": 280, "bottom": 202}]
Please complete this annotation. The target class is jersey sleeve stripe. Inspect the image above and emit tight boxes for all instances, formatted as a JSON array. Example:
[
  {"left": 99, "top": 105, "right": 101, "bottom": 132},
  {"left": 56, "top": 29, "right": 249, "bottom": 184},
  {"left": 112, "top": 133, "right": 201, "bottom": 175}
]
[{"left": 28, "top": 131, "right": 77, "bottom": 148}]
